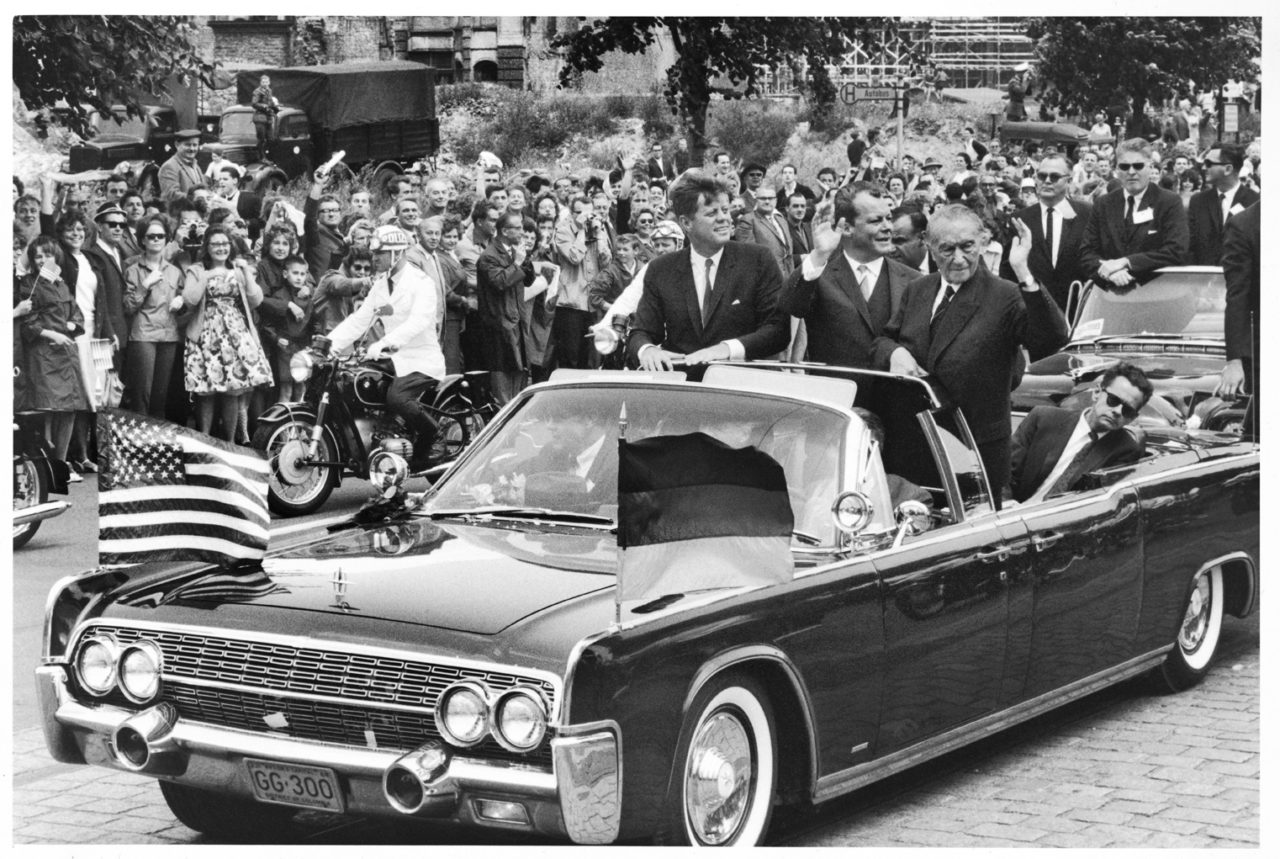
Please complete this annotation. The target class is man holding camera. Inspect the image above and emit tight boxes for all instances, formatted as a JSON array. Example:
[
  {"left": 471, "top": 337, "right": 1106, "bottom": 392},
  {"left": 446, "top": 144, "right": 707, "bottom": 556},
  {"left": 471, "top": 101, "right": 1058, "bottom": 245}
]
[{"left": 552, "top": 195, "right": 612, "bottom": 369}]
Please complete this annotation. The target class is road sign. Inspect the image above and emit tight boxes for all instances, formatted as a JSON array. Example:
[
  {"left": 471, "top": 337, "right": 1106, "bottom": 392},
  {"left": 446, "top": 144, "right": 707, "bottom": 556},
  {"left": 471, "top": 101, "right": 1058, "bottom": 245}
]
[
  {"left": 1223, "top": 103, "right": 1240, "bottom": 134},
  {"left": 839, "top": 83, "right": 858, "bottom": 105},
  {"left": 856, "top": 86, "right": 898, "bottom": 102}
]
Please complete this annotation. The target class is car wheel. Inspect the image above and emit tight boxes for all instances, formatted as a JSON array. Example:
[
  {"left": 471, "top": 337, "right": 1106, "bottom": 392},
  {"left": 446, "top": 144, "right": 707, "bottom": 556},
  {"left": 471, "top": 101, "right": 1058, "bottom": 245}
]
[
  {"left": 252, "top": 419, "right": 339, "bottom": 516},
  {"left": 664, "top": 672, "right": 777, "bottom": 846},
  {"left": 13, "top": 454, "right": 48, "bottom": 549},
  {"left": 1157, "top": 565, "right": 1225, "bottom": 692},
  {"left": 160, "top": 781, "right": 296, "bottom": 840}
]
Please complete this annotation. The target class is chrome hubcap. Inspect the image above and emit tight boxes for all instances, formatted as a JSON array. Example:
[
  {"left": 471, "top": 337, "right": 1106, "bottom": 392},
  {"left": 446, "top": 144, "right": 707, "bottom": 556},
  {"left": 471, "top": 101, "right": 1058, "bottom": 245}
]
[
  {"left": 685, "top": 711, "right": 752, "bottom": 845},
  {"left": 1179, "top": 573, "right": 1212, "bottom": 653}
]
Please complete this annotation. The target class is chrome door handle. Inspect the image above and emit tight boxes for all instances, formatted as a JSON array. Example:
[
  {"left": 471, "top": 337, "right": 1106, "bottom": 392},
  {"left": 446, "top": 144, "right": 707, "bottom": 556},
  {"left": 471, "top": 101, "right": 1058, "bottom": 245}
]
[
  {"left": 1032, "top": 532, "right": 1062, "bottom": 552},
  {"left": 976, "top": 546, "right": 1010, "bottom": 563}
]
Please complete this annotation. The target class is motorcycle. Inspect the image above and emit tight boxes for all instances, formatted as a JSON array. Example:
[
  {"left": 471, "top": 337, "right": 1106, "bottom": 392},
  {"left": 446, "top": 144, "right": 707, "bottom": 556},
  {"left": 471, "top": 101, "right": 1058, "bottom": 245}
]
[
  {"left": 252, "top": 335, "right": 498, "bottom": 517},
  {"left": 13, "top": 415, "right": 72, "bottom": 548}
]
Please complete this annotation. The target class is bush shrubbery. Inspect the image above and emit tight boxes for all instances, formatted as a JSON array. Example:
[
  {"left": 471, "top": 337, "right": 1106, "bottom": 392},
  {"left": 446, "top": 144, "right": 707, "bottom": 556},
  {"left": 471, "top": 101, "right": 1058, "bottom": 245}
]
[{"left": 705, "top": 98, "right": 798, "bottom": 168}]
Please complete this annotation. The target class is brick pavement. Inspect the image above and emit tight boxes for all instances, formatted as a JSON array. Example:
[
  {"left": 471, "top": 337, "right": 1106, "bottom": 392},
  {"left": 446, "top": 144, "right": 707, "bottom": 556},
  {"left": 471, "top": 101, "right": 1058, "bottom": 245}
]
[{"left": 13, "top": 614, "right": 1258, "bottom": 846}]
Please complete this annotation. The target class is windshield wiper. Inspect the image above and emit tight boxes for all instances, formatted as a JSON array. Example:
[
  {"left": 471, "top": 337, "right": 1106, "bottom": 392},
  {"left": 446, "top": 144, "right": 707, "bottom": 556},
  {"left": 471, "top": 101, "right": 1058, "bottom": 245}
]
[{"left": 429, "top": 506, "right": 615, "bottom": 526}]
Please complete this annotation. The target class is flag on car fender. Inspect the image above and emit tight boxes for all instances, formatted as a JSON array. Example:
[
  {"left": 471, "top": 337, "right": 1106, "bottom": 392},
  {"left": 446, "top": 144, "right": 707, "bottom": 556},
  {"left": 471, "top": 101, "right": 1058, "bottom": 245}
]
[
  {"left": 617, "top": 432, "right": 794, "bottom": 601},
  {"left": 97, "top": 409, "right": 270, "bottom": 566}
]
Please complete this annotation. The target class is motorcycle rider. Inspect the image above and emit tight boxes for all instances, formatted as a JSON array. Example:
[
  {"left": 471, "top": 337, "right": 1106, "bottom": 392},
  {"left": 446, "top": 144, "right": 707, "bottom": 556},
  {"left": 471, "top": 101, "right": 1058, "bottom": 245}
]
[{"left": 325, "top": 225, "right": 445, "bottom": 471}]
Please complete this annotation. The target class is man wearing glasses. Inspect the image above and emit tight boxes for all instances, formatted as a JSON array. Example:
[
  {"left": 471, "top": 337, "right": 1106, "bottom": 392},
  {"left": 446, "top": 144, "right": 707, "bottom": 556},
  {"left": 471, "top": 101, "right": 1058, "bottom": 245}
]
[
  {"left": 88, "top": 203, "right": 133, "bottom": 370},
  {"left": 304, "top": 168, "right": 349, "bottom": 280},
  {"left": 734, "top": 185, "right": 794, "bottom": 276},
  {"left": 1081, "top": 138, "right": 1188, "bottom": 288},
  {"left": 1014, "top": 153, "right": 1094, "bottom": 314},
  {"left": 1010, "top": 362, "right": 1152, "bottom": 505},
  {"left": 1187, "top": 143, "right": 1259, "bottom": 266}
]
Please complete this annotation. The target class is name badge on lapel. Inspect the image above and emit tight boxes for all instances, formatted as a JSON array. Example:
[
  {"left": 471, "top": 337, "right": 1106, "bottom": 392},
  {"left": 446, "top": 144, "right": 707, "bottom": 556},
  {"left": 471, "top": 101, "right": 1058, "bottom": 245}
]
[
  {"left": 1132, "top": 208, "right": 1154, "bottom": 225},
  {"left": 1229, "top": 203, "right": 1246, "bottom": 217}
]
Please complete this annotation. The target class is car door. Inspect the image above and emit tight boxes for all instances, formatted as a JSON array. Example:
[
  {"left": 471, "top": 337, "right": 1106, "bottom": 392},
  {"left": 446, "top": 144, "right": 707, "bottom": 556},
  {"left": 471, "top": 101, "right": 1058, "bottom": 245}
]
[{"left": 1015, "top": 483, "right": 1143, "bottom": 698}]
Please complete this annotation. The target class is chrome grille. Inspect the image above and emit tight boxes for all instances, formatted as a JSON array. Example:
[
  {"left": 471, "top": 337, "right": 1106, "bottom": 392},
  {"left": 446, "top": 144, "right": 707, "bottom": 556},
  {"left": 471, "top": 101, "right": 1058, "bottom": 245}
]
[{"left": 85, "top": 624, "right": 556, "bottom": 762}]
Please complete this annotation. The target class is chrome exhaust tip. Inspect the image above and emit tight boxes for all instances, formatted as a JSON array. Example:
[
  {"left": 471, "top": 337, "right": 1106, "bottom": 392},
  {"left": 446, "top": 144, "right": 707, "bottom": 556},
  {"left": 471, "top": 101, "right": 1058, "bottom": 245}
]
[
  {"left": 112, "top": 702, "right": 185, "bottom": 775},
  {"left": 383, "top": 740, "right": 458, "bottom": 816}
]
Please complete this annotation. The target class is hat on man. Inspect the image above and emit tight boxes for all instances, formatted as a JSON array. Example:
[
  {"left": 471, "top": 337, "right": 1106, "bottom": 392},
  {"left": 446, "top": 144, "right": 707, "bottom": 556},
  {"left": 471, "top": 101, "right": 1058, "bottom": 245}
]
[
  {"left": 370, "top": 225, "right": 412, "bottom": 251},
  {"left": 94, "top": 202, "right": 127, "bottom": 222},
  {"left": 1020, "top": 177, "right": 1037, "bottom": 189},
  {"left": 741, "top": 161, "right": 766, "bottom": 177},
  {"left": 175, "top": 129, "right": 201, "bottom": 141},
  {"left": 1013, "top": 62, "right": 1031, "bottom": 73},
  {"left": 651, "top": 220, "right": 683, "bottom": 242},
  {"left": 922, "top": 157, "right": 944, "bottom": 170}
]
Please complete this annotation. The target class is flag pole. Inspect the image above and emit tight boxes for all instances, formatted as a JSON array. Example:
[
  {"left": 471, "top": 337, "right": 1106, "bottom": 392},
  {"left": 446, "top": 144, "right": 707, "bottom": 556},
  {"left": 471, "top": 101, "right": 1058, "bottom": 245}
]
[{"left": 613, "top": 403, "right": 628, "bottom": 630}]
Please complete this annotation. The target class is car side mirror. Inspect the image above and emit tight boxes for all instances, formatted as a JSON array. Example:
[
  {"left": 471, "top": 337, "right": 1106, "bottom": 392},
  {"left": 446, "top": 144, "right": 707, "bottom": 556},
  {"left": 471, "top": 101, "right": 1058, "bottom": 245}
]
[{"left": 893, "top": 500, "right": 932, "bottom": 547}]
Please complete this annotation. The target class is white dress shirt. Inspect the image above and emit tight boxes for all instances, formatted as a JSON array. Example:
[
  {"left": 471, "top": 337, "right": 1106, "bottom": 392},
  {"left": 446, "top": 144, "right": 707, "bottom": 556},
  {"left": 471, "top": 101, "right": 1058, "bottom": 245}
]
[{"left": 1025, "top": 411, "right": 1093, "bottom": 505}]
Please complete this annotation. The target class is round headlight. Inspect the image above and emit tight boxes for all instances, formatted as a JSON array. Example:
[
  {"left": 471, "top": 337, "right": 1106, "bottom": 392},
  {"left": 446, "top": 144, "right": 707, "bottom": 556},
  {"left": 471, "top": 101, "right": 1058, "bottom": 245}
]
[
  {"left": 368, "top": 450, "right": 409, "bottom": 498},
  {"left": 75, "top": 634, "right": 119, "bottom": 696},
  {"left": 435, "top": 683, "right": 488, "bottom": 746},
  {"left": 832, "top": 491, "right": 874, "bottom": 534},
  {"left": 289, "top": 349, "right": 315, "bottom": 383},
  {"left": 592, "top": 326, "right": 619, "bottom": 356},
  {"left": 117, "top": 640, "right": 163, "bottom": 703},
  {"left": 492, "top": 689, "right": 548, "bottom": 752}
]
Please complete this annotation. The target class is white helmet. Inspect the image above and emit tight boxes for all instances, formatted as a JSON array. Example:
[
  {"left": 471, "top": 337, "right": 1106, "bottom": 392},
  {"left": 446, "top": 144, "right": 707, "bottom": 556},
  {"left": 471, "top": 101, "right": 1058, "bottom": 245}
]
[{"left": 370, "top": 225, "right": 412, "bottom": 252}]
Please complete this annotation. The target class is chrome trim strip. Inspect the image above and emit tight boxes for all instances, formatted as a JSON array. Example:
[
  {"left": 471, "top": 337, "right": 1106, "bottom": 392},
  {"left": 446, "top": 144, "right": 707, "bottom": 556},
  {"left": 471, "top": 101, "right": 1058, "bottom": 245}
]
[
  {"left": 153, "top": 673, "right": 452, "bottom": 716},
  {"left": 559, "top": 629, "right": 615, "bottom": 726},
  {"left": 812, "top": 647, "right": 1171, "bottom": 802},
  {"left": 552, "top": 719, "right": 622, "bottom": 845},
  {"left": 69, "top": 618, "right": 564, "bottom": 712},
  {"left": 684, "top": 645, "right": 820, "bottom": 792},
  {"left": 1195, "top": 551, "right": 1257, "bottom": 617}
]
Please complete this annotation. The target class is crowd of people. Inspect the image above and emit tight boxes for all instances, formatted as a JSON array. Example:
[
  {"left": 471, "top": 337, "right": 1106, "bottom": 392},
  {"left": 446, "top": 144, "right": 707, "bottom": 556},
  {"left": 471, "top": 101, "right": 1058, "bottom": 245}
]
[{"left": 12, "top": 100, "right": 1261, "bottom": 494}]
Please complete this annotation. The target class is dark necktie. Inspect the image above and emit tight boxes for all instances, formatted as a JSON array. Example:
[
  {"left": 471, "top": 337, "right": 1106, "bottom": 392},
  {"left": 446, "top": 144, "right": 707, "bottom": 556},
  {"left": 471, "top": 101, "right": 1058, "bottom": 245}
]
[
  {"left": 931, "top": 283, "right": 956, "bottom": 336},
  {"left": 1125, "top": 195, "right": 1135, "bottom": 223},
  {"left": 702, "top": 257, "right": 715, "bottom": 326},
  {"left": 1046, "top": 431, "right": 1101, "bottom": 497},
  {"left": 1045, "top": 206, "right": 1056, "bottom": 266}
]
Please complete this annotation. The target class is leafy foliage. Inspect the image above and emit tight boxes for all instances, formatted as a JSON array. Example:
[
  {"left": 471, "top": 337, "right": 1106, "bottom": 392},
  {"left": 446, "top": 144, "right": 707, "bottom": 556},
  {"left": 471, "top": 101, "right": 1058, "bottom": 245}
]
[
  {"left": 553, "top": 17, "right": 904, "bottom": 160},
  {"left": 1026, "top": 17, "right": 1261, "bottom": 133},
  {"left": 13, "top": 16, "right": 216, "bottom": 137}
]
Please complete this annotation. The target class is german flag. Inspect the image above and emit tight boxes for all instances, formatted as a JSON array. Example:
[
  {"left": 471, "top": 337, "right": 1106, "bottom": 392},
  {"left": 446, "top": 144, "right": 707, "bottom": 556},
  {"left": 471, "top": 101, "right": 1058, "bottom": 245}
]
[{"left": 617, "top": 432, "right": 794, "bottom": 601}]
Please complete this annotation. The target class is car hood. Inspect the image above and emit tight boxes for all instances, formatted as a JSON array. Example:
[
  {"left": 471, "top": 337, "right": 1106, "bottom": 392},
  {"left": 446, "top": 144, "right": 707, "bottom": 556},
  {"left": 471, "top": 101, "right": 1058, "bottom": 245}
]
[
  {"left": 102, "top": 517, "right": 617, "bottom": 636},
  {"left": 1026, "top": 346, "right": 1226, "bottom": 382}
]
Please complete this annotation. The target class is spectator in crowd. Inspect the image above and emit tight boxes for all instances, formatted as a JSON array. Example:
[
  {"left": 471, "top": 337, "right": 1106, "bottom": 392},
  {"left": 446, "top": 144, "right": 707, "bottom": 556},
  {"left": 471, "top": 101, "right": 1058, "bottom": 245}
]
[
  {"left": 648, "top": 142, "right": 676, "bottom": 182},
  {"left": 1014, "top": 153, "right": 1094, "bottom": 314},
  {"left": 103, "top": 175, "right": 130, "bottom": 205},
  {"left": 739, "top": 162, "right": 766, "bottom": 211},
  {"left": 436, "top": 216, "right": 470, "bottom": 375},
  {"left": 115, "top": 190, "right": 146, "bottom": 259},
  {"left": 888, "top": 206, "right": 933, "bottom": 275},
  {"left": 777, "top": 164, "right": 815, "bottom": 212},
  {"left": 303, "top": 170, "right": 347, "bottom": 280},
  {"left": 779, "top": 183, "right": 917, "bottom": 368},
  {"left": 588, "top": 233, "right": 640, "bottom": 321},
  {"left": 15, "top": 194, "right": 41, "bottom": 246},
  {"left": 630, "top": 207, "right": 658, "bottom": 261},
  {"left": 1089, "top": 112, "right": 1113, "bottom": 139},
  {"left": 673, "top": 137, "right": 692, "bottom": 175},
  {"left": 873, "top": 205, "right": 1069, "bottom": 500},
  {"left": 260, "top": 255, "right": 313, "bottom": 403},
  {"left": 251, "top": 74, "right": 279, "bottom": 161},
  {"left": 885, "top": 173, "right": 908, "bottom": 207},
  {"left": 630, "top": 171, "right": 789, "bottom": 373},
  {"left": 122, "top": 216, "right": 184, "bottom": 418},
  {"left": 423, "top": 178, "right": 451, "bottom": 220},
  {"left": 734, "top": 184, "right": 794, "bottom": 276},
  {"left": 785, "top": 192, "right": 813, "bottom": 269},
  {"left": 1217, "top": 199, "right": 1260, "bottom": 439},
  {"left": 646, "top": 183, "right": 669, "bottom": 220},
  {"left": 345, "top": 187, "right": 373, "bottom": 228},
  {"left": 1010, "top": 362, "right": 1152, "bottom": 504},
  {"left": 552, "top": 194, "right": 611, "bottom": 369},
  {"left": 158, "top": 129, "right": 206, "bottom": 205},
  {"left": 378, "top": 176, "right": 416, "bottom": 224},
  {"left": 477, "top": 211, "right": 534, "bottom": 404},
  {"left": 1081, "top": 138, "right": 1189, "bottom": 287},
  {"left": 456, "top": 199, "right": 501, "bottom": 371},
  {"left": 1006, "top": 62, "right": 1031, "bottom": 121},
  {"left": 255, "top": 224, "right": 301, "bottom": 396},
  {"left": 18, "top": 236, "right": 91, "bottom": 472},
  {"left": 311, "top": 247, "right": 373, "bottom": 338},
  {"left": 815, "top": 167, "right": 840, "bottom": 201},
  {"left": 1187, "top": 144, "right": 1259, "bottom": 266},
  {"left": 180, "top": 226, "right": 272, "bottom": 442},
  {"left": 392, "top": 197, "right": 423, "bottom": 245},
  {"left": 1019, "top": 176, "right": 1039, "bottom": 208},
  {"left": 847, "top": 129, "right": 867, "bottom": 172},
  {"left": 524, "top": 214, "right": 559, "bottom": 383}
]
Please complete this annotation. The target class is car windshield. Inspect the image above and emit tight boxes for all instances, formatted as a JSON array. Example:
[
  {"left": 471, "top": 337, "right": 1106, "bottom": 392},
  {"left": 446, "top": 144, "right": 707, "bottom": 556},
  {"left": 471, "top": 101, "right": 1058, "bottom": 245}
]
[
  {"left": 1073, "top": 270, "right": 1225, "bottom": 341},
  {"left": 221, "top": 111, "right": 256, "bottom": 138},
  {"left": 89, "top": 110, "right": 149, "bottom": 140},
  {"left": 428, "top": 385, "right": 848, "bottom": 544}
]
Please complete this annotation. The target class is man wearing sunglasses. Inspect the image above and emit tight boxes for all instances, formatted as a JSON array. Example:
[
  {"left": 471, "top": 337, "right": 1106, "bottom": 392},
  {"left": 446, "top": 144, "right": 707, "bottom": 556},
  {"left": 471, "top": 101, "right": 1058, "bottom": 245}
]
[
  {"left": 1186, "top": 143, "right": 1259, "bottom": 266},
  {"left": 1013, "top": 154, "right": 1093, "bottom": 314},
  {"left": 1010, "top": 362, "right": 1153, "bottom": 505},
  {"left": 1081, "top": 138, "right": 1188, "bottom": 288}
]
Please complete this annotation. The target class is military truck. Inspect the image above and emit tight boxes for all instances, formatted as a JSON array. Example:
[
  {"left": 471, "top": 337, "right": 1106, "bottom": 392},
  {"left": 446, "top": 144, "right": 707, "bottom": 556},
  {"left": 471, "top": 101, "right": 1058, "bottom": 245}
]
[{"left": 203, "top": 61, "right": 438, "bottom": 194}]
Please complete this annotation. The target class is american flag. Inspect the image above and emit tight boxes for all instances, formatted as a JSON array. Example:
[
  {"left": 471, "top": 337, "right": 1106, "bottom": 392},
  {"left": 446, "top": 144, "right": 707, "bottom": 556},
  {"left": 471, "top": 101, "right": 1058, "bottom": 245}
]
[{"left": 98, "top": 409, "right": 271, "bottom": 566}]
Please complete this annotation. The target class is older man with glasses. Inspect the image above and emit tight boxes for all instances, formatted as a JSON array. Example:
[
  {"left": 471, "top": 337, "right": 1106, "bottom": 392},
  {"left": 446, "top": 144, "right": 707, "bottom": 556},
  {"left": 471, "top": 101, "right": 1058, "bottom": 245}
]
[
  {"left": 1081, "top": 138, "right": 1189, "bottom": 288},
  {"left": 1012, "top": 153, "right": 1095, "bottom": 315}
]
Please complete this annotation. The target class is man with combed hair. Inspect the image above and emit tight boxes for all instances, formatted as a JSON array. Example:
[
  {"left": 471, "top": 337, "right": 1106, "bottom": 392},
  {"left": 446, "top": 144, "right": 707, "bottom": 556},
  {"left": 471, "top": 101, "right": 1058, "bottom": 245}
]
[
  {"left": 872, "top": 204, "right": 1069, "bottom": 501},
  {"left": 1014, "top": 153, "right": 1093, "bottom": 313},
  {"left": 733, "top": 184, "right": 794, "bottom": 275},
  {"left": 629, "top": 170, "right": 789, "bottom": 375},
  {"left": 778, "top": 182, "right": 917, "bottom": 368},
  {"left": 1081, "top": 138, "right": 1188, "bottom": 287},
  {"left": 1187, "top": 143, "right": 1259, "bottom": 266},
  {"left": 1011, "top": 362, "right": 1152, "bottom": 504}
]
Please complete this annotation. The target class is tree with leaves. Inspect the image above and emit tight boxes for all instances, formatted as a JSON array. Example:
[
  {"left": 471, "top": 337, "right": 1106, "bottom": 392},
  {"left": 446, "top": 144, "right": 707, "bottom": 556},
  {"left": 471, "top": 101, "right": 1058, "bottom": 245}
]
[
  {"left": 13, "top": 16, "right": 216, "bottom": 137},
  {"left": 553, "top": 17, "right": 902, "bottom": 163},
  {"left": 1025, "top": 17, "right": 1260, "bottom": 137}
]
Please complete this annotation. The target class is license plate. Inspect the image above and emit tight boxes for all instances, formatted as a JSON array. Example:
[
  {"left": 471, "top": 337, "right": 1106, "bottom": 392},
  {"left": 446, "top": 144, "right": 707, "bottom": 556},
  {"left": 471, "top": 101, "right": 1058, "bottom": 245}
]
[{"left": 245, "top": 759, "right": 345, "bottom": 812}]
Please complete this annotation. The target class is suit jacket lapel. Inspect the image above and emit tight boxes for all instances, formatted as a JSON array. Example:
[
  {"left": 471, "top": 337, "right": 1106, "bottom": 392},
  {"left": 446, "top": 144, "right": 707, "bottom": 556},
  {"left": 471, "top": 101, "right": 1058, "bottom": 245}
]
[
  {"left": 702, "top": 248, "right": 731, "bottom": 328},
  {"left": 831, "top": 253, "right": 874, "bottom": 331},
  {"left": 681, "top": 249, "right": 704, "bottom": 336},
  {"left": 928, "top": 272, "right": 983, "bottom": 364}
]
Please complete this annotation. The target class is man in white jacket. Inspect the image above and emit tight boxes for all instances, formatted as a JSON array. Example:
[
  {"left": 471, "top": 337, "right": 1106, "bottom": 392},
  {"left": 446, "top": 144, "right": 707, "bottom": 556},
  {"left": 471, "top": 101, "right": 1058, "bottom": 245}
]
[{"left": 327, "top": 225, "right": 445, "bottom": 469}]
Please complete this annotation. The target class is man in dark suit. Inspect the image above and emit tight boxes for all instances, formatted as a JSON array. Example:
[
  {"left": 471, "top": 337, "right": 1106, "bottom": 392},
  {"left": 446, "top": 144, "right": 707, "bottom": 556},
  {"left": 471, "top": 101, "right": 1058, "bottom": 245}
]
[
  {"left": 1186, "top": 144, "right": 1259, "bottom": 266},
  {"left": 476, "top": 212, "right": 534, "bottom": 405},
  {"left": 1011, "top": 362, "right": 1152, "bottom": 503},
  {"left": 872, "top": 205, "right": 1070, "bottom": 501},
  {"left": 734, "top": 185, "right": 794, "bottom": 275},
  {"left": 1014, "top": 153, "right": 1093, "bottom": 314},
  {"left": 646, "top": 142, "right": 676, "bottom": 183},
  {"left": 630, "top": 170, "right": 790, "bottom": 372},
  {"left": 1081, "top": 138, "right": 1188, "bottom": 288},
  {"left": 888, "top": 207, "right": 935, "bottom": 275},
  {"left": 778, "top": 182, "right": 918, "bottom": 368},
  {"left": 784, "top": 192, "right": 813, "bottom": 270},
  {"left": 1216, "top": 200, "right": 1260, "bottom": 440},
  {"left": 673, "top": 138, "right": 692, "bottom": 175}
]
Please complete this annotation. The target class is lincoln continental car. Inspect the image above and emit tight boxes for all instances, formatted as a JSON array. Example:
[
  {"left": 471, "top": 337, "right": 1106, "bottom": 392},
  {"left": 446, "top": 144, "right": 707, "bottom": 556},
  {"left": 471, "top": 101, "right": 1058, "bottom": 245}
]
[{"left": 38, "top": 365, "right": 1259, "bottom": 845}]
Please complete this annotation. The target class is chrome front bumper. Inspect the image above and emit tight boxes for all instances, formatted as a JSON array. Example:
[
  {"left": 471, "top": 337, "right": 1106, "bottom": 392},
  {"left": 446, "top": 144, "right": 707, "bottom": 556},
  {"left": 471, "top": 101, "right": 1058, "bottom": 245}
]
[
  {"left": 13, "top": 500, "right": 71, "bottom": 527},
  {"left": 37, "top": 664, "right": 620, "bottom": 844}
]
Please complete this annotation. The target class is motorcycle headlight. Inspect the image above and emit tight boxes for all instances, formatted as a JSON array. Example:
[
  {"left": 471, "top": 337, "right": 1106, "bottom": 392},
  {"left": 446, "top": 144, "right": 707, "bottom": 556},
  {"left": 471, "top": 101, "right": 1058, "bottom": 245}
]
[
  {"left": 75, "top": 633, "right": 120, "bottom": 696},
  {"left": 368, "top": 450, "right": 409, "bottom": 498},
  {"left": 290, "top": 349, "right": 315, "bottom": 382},
  {"left": 117, "top": 640, "right": 163, "bottom": 703},
  {"left": 491, "top": 688, "right": 548, "bottom": 752},
  {"left": 435, "top": 682, "right": 489, "bottom": 746},
  {"left": 593, "top": 326, "right": 619, "bottom": 356}
]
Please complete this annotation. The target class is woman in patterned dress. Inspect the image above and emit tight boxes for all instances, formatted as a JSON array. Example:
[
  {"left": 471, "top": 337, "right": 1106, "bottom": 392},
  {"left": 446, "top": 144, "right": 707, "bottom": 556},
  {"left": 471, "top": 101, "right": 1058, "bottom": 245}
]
[{"left": 180, "top": 226, "right": 273, "bottom": 442}]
